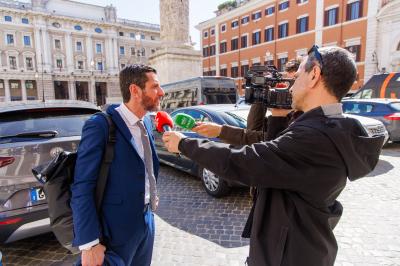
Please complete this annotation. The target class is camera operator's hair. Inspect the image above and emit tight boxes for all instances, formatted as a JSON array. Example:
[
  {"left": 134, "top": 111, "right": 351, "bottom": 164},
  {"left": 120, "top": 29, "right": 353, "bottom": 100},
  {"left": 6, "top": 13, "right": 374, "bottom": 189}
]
[
  {"left": 119, "top": 64, "right": 157, "bottom": 103},
  {"left": 285, "top": 58, "right": 301, "bottom": 73},
  {"left": 305, "top": 46, "right": 357, "bottom": 100}
]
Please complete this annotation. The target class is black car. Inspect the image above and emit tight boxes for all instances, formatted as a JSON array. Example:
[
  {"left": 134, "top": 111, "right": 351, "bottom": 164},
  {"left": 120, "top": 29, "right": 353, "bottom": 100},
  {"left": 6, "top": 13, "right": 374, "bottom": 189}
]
[
  {"left": 152, "top": 104, "right": 250, "bottom": 197},
  {"left": 0, "top": 100, "right": 99, "bottom": 243}
]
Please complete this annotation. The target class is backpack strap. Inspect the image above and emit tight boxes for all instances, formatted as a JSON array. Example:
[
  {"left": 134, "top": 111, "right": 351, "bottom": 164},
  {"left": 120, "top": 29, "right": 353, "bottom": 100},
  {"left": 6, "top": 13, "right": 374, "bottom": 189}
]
[{"left": 94, "top": 112, "right": 116, "bottom": 213}]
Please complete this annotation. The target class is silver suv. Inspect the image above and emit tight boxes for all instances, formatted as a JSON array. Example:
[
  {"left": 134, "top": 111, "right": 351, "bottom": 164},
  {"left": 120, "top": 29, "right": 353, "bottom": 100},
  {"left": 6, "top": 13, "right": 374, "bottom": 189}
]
[{"left": 0, "top": 100, "right": 99, "bottom": 243}]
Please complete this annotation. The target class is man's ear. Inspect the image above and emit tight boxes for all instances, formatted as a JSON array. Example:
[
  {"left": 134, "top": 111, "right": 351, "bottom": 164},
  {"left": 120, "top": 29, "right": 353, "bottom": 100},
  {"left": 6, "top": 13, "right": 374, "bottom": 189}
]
[
  {"left": 129, "top": 84, "right": 140, "bottom": 99},
  {"left": 309, "top": 66, "right": 322, "bottom": 87}
]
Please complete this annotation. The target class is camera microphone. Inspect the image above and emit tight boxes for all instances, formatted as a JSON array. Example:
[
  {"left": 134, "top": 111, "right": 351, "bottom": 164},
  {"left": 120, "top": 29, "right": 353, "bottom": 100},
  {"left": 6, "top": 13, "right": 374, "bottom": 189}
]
[
  {"left": 174, "top": 113, "right": 196, "bottom": 130},
  {"left": 155, "top": 111, "right": 174, "bottom": 132}
]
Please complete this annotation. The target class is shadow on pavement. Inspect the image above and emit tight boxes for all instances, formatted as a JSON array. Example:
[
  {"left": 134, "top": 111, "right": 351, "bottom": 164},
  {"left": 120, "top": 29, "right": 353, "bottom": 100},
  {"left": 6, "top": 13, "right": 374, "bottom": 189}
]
[
  {"left": 366, "top": 159, "right": 394, "bottom": 177},
  {"left": 156, "top": 165, "right": 251, "bottom": 248}
]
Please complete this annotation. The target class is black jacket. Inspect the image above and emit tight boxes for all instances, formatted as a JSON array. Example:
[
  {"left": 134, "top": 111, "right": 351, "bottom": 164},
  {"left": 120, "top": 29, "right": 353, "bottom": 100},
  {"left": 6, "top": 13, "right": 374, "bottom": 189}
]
[{"left": 178, "top": 105, "right": 384, "bottom": 266}]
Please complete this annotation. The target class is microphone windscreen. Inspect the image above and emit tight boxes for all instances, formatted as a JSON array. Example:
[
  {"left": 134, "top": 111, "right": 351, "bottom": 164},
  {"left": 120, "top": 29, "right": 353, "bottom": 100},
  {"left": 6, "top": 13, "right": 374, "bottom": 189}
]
[
  {"left": 155, "top": 111, "right": 174, "bottom": 132},
  {"left": 174, "top": 113, "right": 196, "bottom": 130}
]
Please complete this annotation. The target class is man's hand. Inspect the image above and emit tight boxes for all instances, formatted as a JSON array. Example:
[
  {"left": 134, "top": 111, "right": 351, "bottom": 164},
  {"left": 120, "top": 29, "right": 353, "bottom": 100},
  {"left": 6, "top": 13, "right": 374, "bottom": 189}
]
[
  {"left": 270, "top": 108, "right": 292, "bottom": 117},
  {"left": 81, "top": 243, "right": 106, "bottom": 266},
  {"left": 162, "top": 131, "right": 185, "bottom": 153},
  {"left": 192, "top": 122, "right": 222, "bottom": 138}
]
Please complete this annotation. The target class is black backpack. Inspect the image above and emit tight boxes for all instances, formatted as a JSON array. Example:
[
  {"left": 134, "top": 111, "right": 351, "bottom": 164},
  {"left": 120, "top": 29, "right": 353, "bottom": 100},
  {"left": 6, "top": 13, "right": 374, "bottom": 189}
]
[{"left": 32, "top": 112, "right": 116, "bottom": 254}]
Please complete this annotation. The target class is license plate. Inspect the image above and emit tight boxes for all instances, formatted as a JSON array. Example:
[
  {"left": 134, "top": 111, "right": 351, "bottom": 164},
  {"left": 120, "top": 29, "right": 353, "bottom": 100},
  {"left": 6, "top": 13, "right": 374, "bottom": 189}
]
[{"left": 30, "top": 188, "right": 46, "bottom": 203}]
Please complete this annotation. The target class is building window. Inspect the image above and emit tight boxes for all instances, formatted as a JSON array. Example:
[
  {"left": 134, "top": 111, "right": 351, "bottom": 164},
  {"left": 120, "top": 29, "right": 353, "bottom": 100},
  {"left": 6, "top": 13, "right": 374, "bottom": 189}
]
[
  {"left": 151, "top": 36, "right": 156, "bottom": 40},
  {"left": 278, "top": 23, "right": 289, "bottom": 38},
  {"left": 10, "top": 80, "right": 22, "bottom": 101},
  {"left": 210, "top": 28, "right": 215, "bottom": 36},
  {"left": 296, "top": 17, "right": 309, "bottom": 33},
  {"left": 96, "top": 43, "right": 102, "bottom": 53},
  {"left": 119, "top": 32, "right": 124, "bottom": 36},
  {"left": 252, "top": 11, "right": 262, "bottom": 20},
  {"left": 231, "top": 20, "right": 239, "bottom": 29},
  {"left": 131, "top": 47, "right": 136, "bottom": 56},
  {"left": 241, "top": 65, "right": 249, "bottom": 77},
  {"left": 75, "top": 81, "right": 89, "bottom": 102},
  {"left": 23, "top": 36, "right": 31, "bottom": 46},
  {"left": 220, "top": 68, "right": 227, "bottom": 77},
  {"left": 203, "top": 47, "right": 208, "bottom": 57},
  {"left": 347, "top": 0, "right": 362, "bottom": 21},
  {"left": 203, "top": 31, "right": 208, "bottom": 38},
  {"left": 56, "top": 59, "right": 63, "bottom": 69},
  {"left": 141, "top": 34, "right": 145, "bottom": 39},
  {"left": 221, "top": 24, "right": 226, "bottom": 32},
  {"left": 265, "top": 6, "right": 275, "bottom": 16},
  {"left": 209, "top": 45, "right": 216, "bottom": 56},
  {"left": 325, "top": 7, "right": 338, "bottom": 26},
  {"left": 95, "top": 27, "right": 102, "bottom": 33},
  {"left": 9, "top": 56, "right": 17, "bottom": 69},
  {"left": 6, "top": 34, "right": 14, "bottom": 45},
  {"left": 120, "top": 46, "right": 125, "bottom": 55},
  {"left": 76, "top": 41, "right": 82, "bottom": 52},
  {"left": 220, "top": 42, "right": 227, "bottom": 53},
  {"left": 346, "top": 45, "right": 361, "bottom": 62},
  {"left": 130, "top": 32, "right": 135, "bottom": 38},
  {"left": 241, "top": 35, "right": 248, "bottom": 48},
  {"left": 54, "top": 81, "right": 69, "bottom": 100},
  {"left": 25, "top": 80, "right": 37, "bottom": 100},
  {"left": 265, "top": 28, "right": 274, "bottom": 42},
  {"left": 241, "top": 16, "right": 249, "bottom": 24},
  {"left": 252, "top": 31, "right": 261, "bottom": 45},
  {"left": 26, "top": 57, "right": 33, "bottom": 70},
  {"left": 97, "top": 62, "right": 103, "bottom": 71},
  {"left": 278, "top": 1, "right": 290, "bottom": 11},
  {"left": 141, "top": 48, "right": 145, "bottom": 56},
  {"left": 4, "top": 16, "right": 12, "bottom": 22},
  {"left": 77, "top": 61, "right": 84, "bottom": 69},
  {"left": 277, "top": 57, "right": 288, "bottom": 72},
  {"left": 231, "top": 66, "right": 239, "bottom": 78},
  {"left": 231, "top": 38, "right": 239, "bottom": 50},
  {"left": 74, "top": 25, "right": 82, "bottom": 31},
  {"left": 265, "top": 59, "right": 274, "bottom": 66},
  {"left": 297, "top": 0, "right": 308, "bottom": 4},
  {"left": 22, "top": 18, "right": 29, "bottom": 24},
  {"left": 55, "top": 39, "right": 61, "bottom": 49}
]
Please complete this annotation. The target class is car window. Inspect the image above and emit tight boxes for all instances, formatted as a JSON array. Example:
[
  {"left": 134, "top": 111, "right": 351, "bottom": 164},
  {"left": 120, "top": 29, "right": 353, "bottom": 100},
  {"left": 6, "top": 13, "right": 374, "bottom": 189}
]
[
  {"left": 342, "top": 103, "right": 374, "bottom": 114},
  {"left": 0, "top": 109, "right": 96, "bottom": 138},
  {"left": 222, "top": 111, "right": 247, "bottom": 128},
  {"left": 390, "top": 103, "right": 400, "bottom": 111}
]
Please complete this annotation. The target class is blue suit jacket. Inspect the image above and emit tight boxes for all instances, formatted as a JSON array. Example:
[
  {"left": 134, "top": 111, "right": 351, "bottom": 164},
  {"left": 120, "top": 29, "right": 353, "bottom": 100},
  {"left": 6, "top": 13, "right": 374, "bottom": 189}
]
[{"left": 71, "top": 104, "right": 159, "bottom": 247}]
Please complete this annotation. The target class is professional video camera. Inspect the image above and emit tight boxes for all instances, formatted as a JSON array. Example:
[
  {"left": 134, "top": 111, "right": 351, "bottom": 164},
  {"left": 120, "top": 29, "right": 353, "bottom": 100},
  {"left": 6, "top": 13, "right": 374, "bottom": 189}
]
[{"left": 244, "top": 65, "right": 295, "bottom": 109}]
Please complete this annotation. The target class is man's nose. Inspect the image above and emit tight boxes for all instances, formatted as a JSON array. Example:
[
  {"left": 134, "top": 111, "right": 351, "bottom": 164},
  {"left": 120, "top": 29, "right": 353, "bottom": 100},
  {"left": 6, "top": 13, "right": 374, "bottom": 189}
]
[{"left": 158, "top": 86, "right": 165, "bottom": 96}]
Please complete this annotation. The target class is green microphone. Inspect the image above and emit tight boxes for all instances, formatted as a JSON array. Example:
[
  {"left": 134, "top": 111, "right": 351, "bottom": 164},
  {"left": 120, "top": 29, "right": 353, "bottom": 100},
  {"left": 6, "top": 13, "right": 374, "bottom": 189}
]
[{"left": 174, "top": 113, "right": 197, "bottom": 130}]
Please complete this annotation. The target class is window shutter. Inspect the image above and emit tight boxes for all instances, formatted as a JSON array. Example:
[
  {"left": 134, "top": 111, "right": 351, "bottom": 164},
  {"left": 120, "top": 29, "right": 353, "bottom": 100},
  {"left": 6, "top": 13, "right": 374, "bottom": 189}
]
[
  {"left": 346, "top": 4, "right": 351, "bottom": 21},
  {"left": 359, "top": 0, "right": 363, "bottom": 18},
  {"left": 306, "top": 17, "right": 309, "bottom": 31},
  {"left": 335, "top": 7, "right": 339, "bottom": 24},
  {"left": 296, "top": 19, "right": 299, "bottom": 33}
]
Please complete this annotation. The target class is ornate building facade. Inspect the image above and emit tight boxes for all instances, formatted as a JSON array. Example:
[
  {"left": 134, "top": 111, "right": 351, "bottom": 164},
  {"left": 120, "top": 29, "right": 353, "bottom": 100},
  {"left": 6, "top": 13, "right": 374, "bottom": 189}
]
[{"left": 0, "top": 0, "right": 161, "bottom": 105}]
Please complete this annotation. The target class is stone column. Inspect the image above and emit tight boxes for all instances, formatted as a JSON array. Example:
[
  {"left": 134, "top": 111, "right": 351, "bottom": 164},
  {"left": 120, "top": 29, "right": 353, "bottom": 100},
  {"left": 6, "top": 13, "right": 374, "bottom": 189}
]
[
  {"left": 41, "top": 28, "right": 51, "bottom": 72},
  {"left": 89, "top": 76, "right": 96, "bottom": 104},
  {"left": 21, "top": 79, "right": 27, "bottom": 101},
  {"left": 215, "top": 24, "right": 220, "bottom": 76},
  {"left": 86, "top": 35, "right": 93, "bottom": 71},
  {"left": 4, "top": 79, "right": 10, "bottom": 102},
  {"left": 34, "top": 28, "right": 43, "bottom": 71},
  {"left": 314, "top": 0, "right": 324, "bottom": 46},
  {"left": 69, "top": 79, "right": 76, "bottom": 100},
  {"left": 65, "top": 33, "right": 74, "bottom": 72},
  {"left": 112, "top": 38, "right": 119, "bottom": 72},
  {"left": 105, "top": 37, "right": 113, "bottom": 72}
]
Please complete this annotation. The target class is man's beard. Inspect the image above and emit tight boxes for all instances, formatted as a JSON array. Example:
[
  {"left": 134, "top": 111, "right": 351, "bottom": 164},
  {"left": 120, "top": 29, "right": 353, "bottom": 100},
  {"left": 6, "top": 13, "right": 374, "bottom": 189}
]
[{"left": 141, "top": 92, "right": 160, "bottom": 112}]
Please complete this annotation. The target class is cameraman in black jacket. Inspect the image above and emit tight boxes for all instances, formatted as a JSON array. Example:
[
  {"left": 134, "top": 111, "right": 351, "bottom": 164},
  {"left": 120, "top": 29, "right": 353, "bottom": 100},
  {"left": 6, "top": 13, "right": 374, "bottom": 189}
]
[{"left": 162, "top": 46, "right": 384, "bottom": 266}]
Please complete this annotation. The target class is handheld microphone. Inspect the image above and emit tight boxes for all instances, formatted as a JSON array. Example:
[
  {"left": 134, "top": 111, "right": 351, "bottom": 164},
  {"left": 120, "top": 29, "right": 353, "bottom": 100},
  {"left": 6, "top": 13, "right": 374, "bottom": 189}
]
[
  {"left": 174, "top": 113, "right": 196, "bottom": 130},
  {"left": 155, "top": 111, "right": 174, "bottom": 132}
]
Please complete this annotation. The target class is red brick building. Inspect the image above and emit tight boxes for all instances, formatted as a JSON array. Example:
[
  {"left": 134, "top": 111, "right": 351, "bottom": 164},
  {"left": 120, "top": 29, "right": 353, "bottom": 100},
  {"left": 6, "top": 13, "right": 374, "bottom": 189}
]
[{"left": 196, "top": 0, "right": 372, "bottom": 95}]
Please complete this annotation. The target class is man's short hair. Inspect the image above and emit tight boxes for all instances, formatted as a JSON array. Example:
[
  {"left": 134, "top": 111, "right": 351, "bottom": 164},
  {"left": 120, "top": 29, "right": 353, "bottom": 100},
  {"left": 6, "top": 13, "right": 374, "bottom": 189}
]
[
  {"left": 119, "top": 64, "right": 157, "bottom": 103},
  {"left": 284, "top": 58, "right": 301, "bottom": 73},
  {"left": 305, "top": 46, "right": 357, "bottom": 100}
]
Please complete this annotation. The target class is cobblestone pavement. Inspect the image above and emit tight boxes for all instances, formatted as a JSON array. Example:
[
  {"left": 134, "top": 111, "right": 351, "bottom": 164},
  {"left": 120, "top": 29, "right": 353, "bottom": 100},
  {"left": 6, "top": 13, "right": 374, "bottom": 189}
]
[{"left": 0, "top": 143, "right": 399, "bottom": 266}]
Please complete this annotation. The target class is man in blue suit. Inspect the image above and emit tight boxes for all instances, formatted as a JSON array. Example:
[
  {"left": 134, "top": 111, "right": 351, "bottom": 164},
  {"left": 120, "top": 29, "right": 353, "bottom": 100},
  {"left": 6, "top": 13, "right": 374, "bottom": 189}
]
[{"left": 71, "top": 64, "right": 165, "bottom": 266}]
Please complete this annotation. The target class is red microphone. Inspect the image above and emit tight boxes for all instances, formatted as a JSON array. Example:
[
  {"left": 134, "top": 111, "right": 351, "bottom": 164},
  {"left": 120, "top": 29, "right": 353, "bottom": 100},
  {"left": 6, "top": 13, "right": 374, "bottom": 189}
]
[{"left": 155, "top": 111, "right": 174, "bottom": 132}]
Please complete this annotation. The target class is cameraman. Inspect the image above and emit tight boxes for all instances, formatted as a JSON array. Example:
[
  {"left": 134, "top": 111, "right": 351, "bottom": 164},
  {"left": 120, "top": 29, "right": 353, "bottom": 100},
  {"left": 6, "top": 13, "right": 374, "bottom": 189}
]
[
  {"left": 162, "top": 46, "right": 384, "bottom": 266},
  {"left": 193, "top": 58, "right": 302, "bottom": 144}
]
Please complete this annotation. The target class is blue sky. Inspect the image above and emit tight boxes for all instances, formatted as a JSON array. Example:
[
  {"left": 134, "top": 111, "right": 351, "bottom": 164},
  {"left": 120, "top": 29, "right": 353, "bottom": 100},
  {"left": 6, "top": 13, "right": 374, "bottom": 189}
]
[{"left": 22, "top": 0, "right": 221, "bottom": 49}]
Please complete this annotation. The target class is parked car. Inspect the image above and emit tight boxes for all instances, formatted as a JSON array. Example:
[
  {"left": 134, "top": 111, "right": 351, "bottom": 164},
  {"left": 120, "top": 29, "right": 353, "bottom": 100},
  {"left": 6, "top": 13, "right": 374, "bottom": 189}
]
[
  {"left": 152, "top": 104, "right": 249, "bottom": 197},
  {"left": 342, "top": 98, "right": 399, "bottom": 142},
  {"left": 0, "top": 100, "right": 100, "bottom": 244},
  {"left": 152, "top": 104, "right": 389, "bottom": 197}
]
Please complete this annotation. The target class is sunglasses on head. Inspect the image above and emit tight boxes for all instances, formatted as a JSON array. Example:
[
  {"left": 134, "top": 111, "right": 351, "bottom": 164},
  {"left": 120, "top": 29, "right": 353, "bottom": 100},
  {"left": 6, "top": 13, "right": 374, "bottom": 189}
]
[{"left": 308, "top": 45, "right": 324, "bottom": 74}]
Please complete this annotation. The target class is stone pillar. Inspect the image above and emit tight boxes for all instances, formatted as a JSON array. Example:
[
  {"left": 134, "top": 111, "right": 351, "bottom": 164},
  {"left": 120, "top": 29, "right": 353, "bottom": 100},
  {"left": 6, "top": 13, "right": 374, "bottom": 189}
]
[
  {"left": 112, "top": 38, "right": 119, "bottom": 72},
  {"left": 160, "top": 0, "right": 190, "bottom": 46},
  {"left": 34, "top": 28, "right": 43, "bottom": 71},
  {"left": 41, "top": 28, "right": 51, "bottom": 72},
  {"left": 314, "top": 0, "right": 324, "bottom": 46},
  {"left": 105, "top": 38, "right": 112, "bottom": 72},
  {"left": 86, "top": 35, "right": 93, "bottom": 71},
  {"left": 65, "top": 33, "right": 74, "bottom": 72},
  {"left": 89, "top": 76, "right": 96, "bottom": 104},
  {"left": 215, "top": 24, "right": 220, "bottom": 76},
  {"left": 21, "top": 79, "right": 27, "bottom": 101},
  {"left": 4, "top": 79, "right": 10, "bottom": 102},
  {"left": 69, "top": 79, "right": 76, "bottom": 100}
]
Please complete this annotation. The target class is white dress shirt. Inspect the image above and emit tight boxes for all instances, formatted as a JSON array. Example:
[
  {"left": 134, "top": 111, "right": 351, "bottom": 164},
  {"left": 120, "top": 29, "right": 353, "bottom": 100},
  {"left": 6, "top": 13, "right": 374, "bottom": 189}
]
[{"left": 79, "top": 103, "right": 150, "bottom": 251}]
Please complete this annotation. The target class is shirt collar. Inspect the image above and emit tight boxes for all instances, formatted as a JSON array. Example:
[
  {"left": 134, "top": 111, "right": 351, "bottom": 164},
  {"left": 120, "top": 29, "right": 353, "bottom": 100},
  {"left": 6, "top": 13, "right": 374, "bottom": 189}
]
[
  {"left": 321, "top": 103, "right": 343, "bottom": 118},
  {"left": 119, "top": 103, "right": 141, "bottom": 126}
]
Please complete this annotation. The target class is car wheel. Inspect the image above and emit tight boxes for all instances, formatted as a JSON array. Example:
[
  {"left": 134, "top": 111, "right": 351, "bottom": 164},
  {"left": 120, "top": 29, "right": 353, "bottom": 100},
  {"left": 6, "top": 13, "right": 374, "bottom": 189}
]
[{"left": 199, "top": 167, "right": 230, "bottom": 197}]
